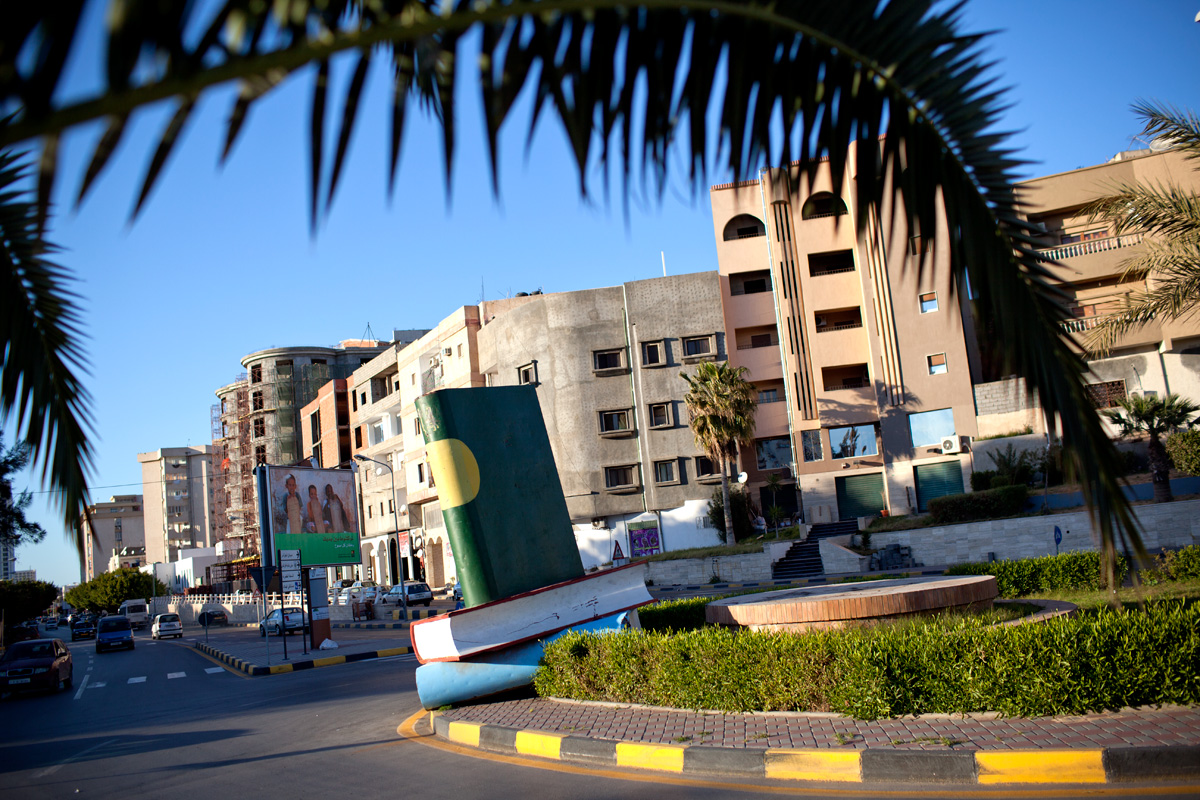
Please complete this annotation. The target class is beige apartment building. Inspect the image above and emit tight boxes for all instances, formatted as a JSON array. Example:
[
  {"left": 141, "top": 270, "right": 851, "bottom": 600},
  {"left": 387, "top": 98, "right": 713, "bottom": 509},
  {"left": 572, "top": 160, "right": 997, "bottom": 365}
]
[
  {"left": 78, "top": 495, "right": 146, "bottom": 582},
  {"left": 710, "top": 145, "right": 980, "bottom": 522},
  {"left": 137, "top": 446, "right": 214, "bottom": 565}
]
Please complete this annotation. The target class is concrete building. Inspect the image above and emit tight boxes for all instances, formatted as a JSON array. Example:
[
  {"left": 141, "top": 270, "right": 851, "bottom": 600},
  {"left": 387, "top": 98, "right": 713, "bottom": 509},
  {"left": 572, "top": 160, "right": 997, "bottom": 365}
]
[
  {"left": 11, "top": 569, "right": 35, "bottom": 583},
  {"left": 78, "top": 495, "right": 145, "bottom": 582},
  {"left": 710, "top": 147, "right": 980, "bottom": 523},
  {"left": 299, "top": 378, "right": 353, "bottom": 469},
  {"left": 1, "top": 537, "right": 15, "bottom": 581},
  {"left": 137, "top": 446, "right": 214, "bottom": 565}
]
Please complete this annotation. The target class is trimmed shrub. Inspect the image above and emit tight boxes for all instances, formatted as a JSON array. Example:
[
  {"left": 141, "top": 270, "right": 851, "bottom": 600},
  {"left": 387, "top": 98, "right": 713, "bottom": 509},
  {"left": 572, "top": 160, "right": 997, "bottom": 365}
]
[
  {"left": 1165, "top": 429, "right": 1200, "bottom": 476},
  {"left": 1157, "top": 545, "right": 1200, "bottom": 581},
  {"left": 534, "top": 601, "right": 1200, "bottom": 718},
  {"left": 945, "top": 550, "right": 1127, "bottom": 596},
  {"left": 928, "top": 485, "right": 1027, "bottom": 524},
  {"left": 970, "top": 470, "right": 997, "bottom": 491}
]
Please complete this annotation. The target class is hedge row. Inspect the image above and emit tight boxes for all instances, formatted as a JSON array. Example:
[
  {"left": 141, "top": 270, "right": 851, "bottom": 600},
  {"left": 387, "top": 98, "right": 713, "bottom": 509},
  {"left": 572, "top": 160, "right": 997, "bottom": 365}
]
[
  {"left": 534, "top": 601, "right": 1200, "bottom": 719},
  {"left": 637, "top": 596, "right": 714, "bottom": 632},
  {"left": 928, "top": 485, "right": 1027, "bottom": 524},
  {"left": 945, "top": 550, "right": 1127, "bottom": 597},
  {"left": 1144, "top": 545, "right": 1200, "bottom": 584}
]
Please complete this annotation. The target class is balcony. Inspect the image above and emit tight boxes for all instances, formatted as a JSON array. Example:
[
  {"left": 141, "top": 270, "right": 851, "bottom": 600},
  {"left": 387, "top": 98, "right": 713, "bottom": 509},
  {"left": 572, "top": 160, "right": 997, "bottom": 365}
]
[
  {"left": 1059, "top": 313, "right": 1163, "bottom": 351},
  {"left": 1036, "top": 232, "right": 1145, "bottom": 282}
]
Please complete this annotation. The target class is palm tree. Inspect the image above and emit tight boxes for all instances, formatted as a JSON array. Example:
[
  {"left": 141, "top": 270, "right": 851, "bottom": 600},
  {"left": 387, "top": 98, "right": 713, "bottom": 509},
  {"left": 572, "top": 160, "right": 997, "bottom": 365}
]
[
  {"left": 681, "top": 361, "right": 756, "bottom": 541},
  {"left": 1103, "top": 394, "right": 1199, "bottom": 503},
  {"left": 1083, "top": 102, "right": 1200, "bottom": 356},
  {"left": 0, "top": 1, "right": 1146, "bottom": 584}
]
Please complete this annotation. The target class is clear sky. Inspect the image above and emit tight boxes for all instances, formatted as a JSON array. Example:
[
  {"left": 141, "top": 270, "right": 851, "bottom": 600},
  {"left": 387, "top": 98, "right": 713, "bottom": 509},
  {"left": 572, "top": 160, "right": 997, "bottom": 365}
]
[{"left": 9, "top": 0, "right": 1200, "bottom": 587}]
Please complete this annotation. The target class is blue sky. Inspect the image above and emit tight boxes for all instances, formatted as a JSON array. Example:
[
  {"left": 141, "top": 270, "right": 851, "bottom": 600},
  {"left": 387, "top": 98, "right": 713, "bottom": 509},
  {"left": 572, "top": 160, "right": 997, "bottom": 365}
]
[{"left": 9, "top": 1, "right": 1200, "bottom": 587}]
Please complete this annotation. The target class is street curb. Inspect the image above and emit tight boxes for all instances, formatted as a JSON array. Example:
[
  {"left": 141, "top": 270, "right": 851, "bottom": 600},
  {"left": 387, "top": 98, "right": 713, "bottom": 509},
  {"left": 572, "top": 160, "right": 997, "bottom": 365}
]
[
  {"left": 650, "top": 569, "right": 946, "bottom": 594},
  {"left": 333, "top": 622, "right": 409, "bottom": 629},
  {"left": 428, "top": 713, "right": 1200, "bottom": 785},
  {"left": 194, "top": 640, "right": 412, "bottom": 676}
]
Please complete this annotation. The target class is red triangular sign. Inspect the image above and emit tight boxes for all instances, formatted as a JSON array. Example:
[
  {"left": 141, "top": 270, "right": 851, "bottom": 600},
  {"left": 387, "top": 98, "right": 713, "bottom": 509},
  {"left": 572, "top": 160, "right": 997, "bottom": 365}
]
[{"left": 612, "top": 541, "right": 625, "bottom": 560}]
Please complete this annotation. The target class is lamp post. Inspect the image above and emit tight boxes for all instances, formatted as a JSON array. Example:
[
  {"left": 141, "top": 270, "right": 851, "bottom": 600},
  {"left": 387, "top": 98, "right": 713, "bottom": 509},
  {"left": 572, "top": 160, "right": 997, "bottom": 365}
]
[{"left": 353, "top": 454, "right": 406, "bottom": 620}]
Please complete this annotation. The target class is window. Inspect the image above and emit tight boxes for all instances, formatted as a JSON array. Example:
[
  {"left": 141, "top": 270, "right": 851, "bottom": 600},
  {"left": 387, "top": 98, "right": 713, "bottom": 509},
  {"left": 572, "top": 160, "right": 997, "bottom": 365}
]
[
  {"left": 653, "top": 460, "right": 676, "bottom": 485},
  {"left": 254, "top": 445, "right": 266, "bottom": 465},
  {"left": 354, "top": 427, "right": 363, "bottom": 448},
  {"left": 750, "top": 333, "right": 773, "bottom": 348},
  {"left": 756, "top": 437, "right": 792, "bottom": 471},
  {"left": 457, "top": 344, "right": 463, "bottom": 358},
  {"left": 1086, "top": 379, "right": 1127, "bottom": 409},
  {"left": 518, "top": 362, "right": 537, "bottom": 385},
  {"left": 368, "top": 505, "right": 373, "bottom": 519},
  {"left": 309, "top": 412, "right": 321, "bottom": 441},
  {"left": 648, "top": 403, "right": 671, "bottom": 429},
  {"left": 683, "top": 336, "right": 712, "bottom": 357},
  {"left": 908, "top": 408, "right": 956, "bottom": 448},
  {"left": 801, "top": 192, "right": 848, "bottom": 219},
  {"left": 253, "top": 418, "right": 265, "bottom": 438},
  {"left": 1061, "top": 229, "right": 1106, "bottom": 245},
  {"left": 919, "top": 292, "right": 938, "bottom": 313},
  {"left": 250, "top": 364, "right": 262, "bottom": 384},
  {"left": 829, "top": 424, "right": 878, "bottom": 459},
  {"left": 417, "top": 463, "right": 425, "bottom": 484},
  {"left": 351, "top": 391, "right": 357, "bottom": 412},
  {"left": 370, "top": 423, "right": 383, "bottom": 444},
  {"left": 388, "top": 499, "right": 395, "bottom": 513},
  {"left": 695, "top": 456, "right": 718, "bottom": 479},
  {"left": 593, "top": 349, "right": 624, "bottom": 371},
  {"left": 801, "top": 430, "right": 823, "bottom": 462},
  {"left": 641, "top": 341, "right": 663, "bottom": 366},
  {"left": 808, "top": 250, "right": 855, "bottom": 277},
  {"left": 604, "top": 465, "right": 638, "bottom": 490},
  {"left": 721, "top": 213, "right": 766, "bottom": 240},
  {"left": 359, "top": 391, "right": 367, "bottom": 407},
  {"left": 414, "top": 417, "right": 422, "bottom": 436},
  {"left": 927, "top": 353, "right": 948, "bottom": 375},
  {"left": 252, "top": 391, "right": 264, "bottom": 410},
  {"left": 598, "top": 409, "right": 632, "bottom": 434},
  {"left": 758, "top": 389, "right": 779, "bottom": 404}
]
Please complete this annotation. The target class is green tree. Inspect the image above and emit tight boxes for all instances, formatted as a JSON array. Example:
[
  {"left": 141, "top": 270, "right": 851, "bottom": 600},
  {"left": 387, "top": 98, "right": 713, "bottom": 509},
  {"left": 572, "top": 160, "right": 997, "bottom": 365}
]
[
  {"left": 63, "top": 568, "right": 166, "bottom": 614},
  {"left": 1083, "top": 102, "right": 1200, "bottom": 356},
  {"left": 0, "top": 1, "right": 1149, "bottom": 587},
  {"left": 705, "top": 485, "right": 754, "bottom": 545},
  {"left": 0, "top": 579, "right": 58, "bottom": 627},
  {"left": 1165, "top": 429, "right": 1200, "bottom": 476},
  {"left": 1103, "top": 394, "right": 1199, "bottom": 503},
  {"left": 682, "top": 361, "right": 757, "bottom": 541},
  {"left": 0, "top": 433, "right": 46, "bottom": 547}
]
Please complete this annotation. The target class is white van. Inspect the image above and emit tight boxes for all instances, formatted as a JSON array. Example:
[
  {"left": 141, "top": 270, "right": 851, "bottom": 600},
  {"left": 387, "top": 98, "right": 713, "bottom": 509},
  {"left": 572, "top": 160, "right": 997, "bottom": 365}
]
[{"left": 118, "top": 598, "right": 150, "bottom": 630}]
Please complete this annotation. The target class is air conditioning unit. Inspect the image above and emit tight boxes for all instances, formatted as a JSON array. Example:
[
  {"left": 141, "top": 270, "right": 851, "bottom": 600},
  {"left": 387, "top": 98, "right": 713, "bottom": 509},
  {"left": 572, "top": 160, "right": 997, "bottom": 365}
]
[
  {"left": 941, "top": 436, "right": 962, "bottom": 454},
  {"left": 591, "top": 518, "right": 606, "bottom": 529},
  {"left": 443, "top": 347, "right": 453, "bottom": 357}
]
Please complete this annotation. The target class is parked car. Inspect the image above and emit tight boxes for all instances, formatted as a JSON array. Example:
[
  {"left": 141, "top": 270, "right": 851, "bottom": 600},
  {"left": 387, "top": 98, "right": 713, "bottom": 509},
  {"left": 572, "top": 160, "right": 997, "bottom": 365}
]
[
  {"left": 96, "top": 616, "right": 135, "bottom": 652},
  {"left": 197, "top": 608, "right": 228, "bottom": 627},
  {"left": 259, "top": 607, "right": 308, "bottom": 637},
  {"left": 44, "top": 617, "right": 58, "bottom": 631},
  {"left": 402, "top": 581, "right": 433, "bottom": 607},
  {"left": 69, "top": 617, "right": 96, "bottom": 641},
  {"left": 0, "top": 639, "right": 73, "bottom": 694},
  {"left": 380, "top": 585, "right": 406, "bottom": 605},
  {"left": 151, "top": 613, "right": 183, "bottom": 640}
]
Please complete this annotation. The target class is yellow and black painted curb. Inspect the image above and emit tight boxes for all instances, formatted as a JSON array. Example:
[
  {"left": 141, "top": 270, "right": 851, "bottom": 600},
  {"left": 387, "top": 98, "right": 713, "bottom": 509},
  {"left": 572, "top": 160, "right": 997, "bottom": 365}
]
[
  {"left": 651, "top": 569, "right": 946, "bottom": 595},
  {"left": 193, "top": 640, "right": 412, "bottom": 677},
  {"left": 429, "top": 715, "right": 1200, "bottom": 785}
]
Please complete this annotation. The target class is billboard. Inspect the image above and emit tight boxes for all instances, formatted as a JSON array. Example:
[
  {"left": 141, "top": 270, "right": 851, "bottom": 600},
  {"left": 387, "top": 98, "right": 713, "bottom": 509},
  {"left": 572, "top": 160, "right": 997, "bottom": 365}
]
[{"left": 259, "top": 466, "right": 360, "bottom": 567}]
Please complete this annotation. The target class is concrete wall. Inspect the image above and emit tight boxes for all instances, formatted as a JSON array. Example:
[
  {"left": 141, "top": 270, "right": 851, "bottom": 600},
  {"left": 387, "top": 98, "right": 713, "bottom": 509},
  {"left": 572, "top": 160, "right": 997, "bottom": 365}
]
[{"left": 642, "top": 540, "right": 793, "bottom": 586}]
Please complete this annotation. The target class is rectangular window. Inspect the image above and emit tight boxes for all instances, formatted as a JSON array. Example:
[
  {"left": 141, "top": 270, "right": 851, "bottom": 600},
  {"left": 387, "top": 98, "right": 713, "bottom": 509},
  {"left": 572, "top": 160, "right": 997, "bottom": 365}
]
[
  {"left": 927, "top": 353, "right": 948, "bottom": 375},
  {"left": 919, "top": 292, "right": 938, "bottom": 313},
  {"left": 604, "top": 465, "right": 637, "bottom": 489},
  {"left": 593, "top": 349, "right": 624, "bottom": 371},
  {"left": 648, "top": 403, "right": 671, "bottom": 428},
  {"left": 1085, "top": 379, "right": 1127, "bottom": 409},
  {"left": 354, "top": 427, "right": 363, "bottom": 449},
  {"left": 388, "top": 499, "right": 395, "bottom": 513},
  {"left": 457, "top": 344, "right": 462, "bottom": 358},
  {"left": 309, "top": 412, "right": 321, "bottom": 442},
  {"left": 654, "top": 460, "right": 676, "bottom": 484},
  {"left": 417, "top": 463, "right": 425, "bottom": 483},
  {"left": 311, "top": 443, "right": 322, "bottom": 465},
  {"left": 250, "top": 364, "right": 262, "bottom": 384},
  {"left": 801, "top": 430, "right": 823, "bottom": 462},
  {"left": 368, "top": 505, "right": 373, "bottom": 519},
  {"left": 414, "top": 417, "right": 422, "bottom": 436},
  {"left": 756, "top": 437, "right": 792, "bottom": 471},
  {"left": 1061, "top": 229, "right": 1106, "bottom": 245},
  {"left": 683, "top": 336, "right": 712, "bottom": 356},
  {"left": 598, "top": 409, "right": 632, "bottom": 434},
  {"left": 750, "top": 333, "right": 772, "bottom": 348},
  {"left": 829, "top": 424, "right": 879, "bottom": 460},
  {"left": 908, "top": 408, "right": 956, "bottom": 448},
  {"left": 351, "top": 391, "right": 357, "bottom": 412},
  {"left": 359, "top": 391, "right": 367, "bottom": 407},
  {"left": 370, "top": 423, "right": 383, "bottom": 444},
  {"left": 518, "top": 362, "right": 537, "bottom": 385},
  {"left": 758, "top": 389, "right": 778, "bottom": 404},
  {"left": 252, "top": 391, "right": 264, "bottom": 411},
  {"left": 695, "top": 456, "right": 718, "bottom": 478},
  {"left": 641, "top": 341, "right": 663, "bottom": 366},
  {"left": 253, "top": 418, "right": 265, "bottom": 438},
  {"left": 254, "top": 445, "right": 266, "bottom": 465}
]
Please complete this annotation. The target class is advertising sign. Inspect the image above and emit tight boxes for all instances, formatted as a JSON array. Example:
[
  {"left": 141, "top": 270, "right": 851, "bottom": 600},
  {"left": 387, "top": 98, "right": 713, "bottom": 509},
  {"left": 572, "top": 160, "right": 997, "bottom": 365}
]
[
  {"left": 629, "top": 518, "right": 661, "bottom": 558},
  {"left": 260, "top": 466, "right": 361, "bottom": 567}
]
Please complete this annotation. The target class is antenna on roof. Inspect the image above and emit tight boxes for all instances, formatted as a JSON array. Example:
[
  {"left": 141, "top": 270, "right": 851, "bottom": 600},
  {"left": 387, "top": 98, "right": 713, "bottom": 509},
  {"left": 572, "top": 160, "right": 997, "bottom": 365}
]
[{"left": 361, "top": 322, "right": 378, "bottom": 343}]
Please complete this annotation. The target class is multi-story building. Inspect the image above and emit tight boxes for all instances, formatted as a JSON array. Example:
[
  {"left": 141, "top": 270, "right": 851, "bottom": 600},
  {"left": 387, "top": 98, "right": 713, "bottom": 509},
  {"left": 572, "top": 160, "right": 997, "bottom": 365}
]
[
  {"left": 78, "top": 495, "right": 145, "bottom": 582},
  {"left": 12, "top": 569, "right": 35, "bottom": 583},
  {"left": 211, "top": 339, "right": 394, "bottom": 556},
  {"left": 1, "top": 537, "right": 15, "bottom": 581},
  {"left": 137, "top": 446, "right": 214, "bottom": 565},
  {"left": 710, "top": 147, "right": 980, "bottom": 523},
  {"left": 299, "top": 379, "right": 353, "bottom": 469}
]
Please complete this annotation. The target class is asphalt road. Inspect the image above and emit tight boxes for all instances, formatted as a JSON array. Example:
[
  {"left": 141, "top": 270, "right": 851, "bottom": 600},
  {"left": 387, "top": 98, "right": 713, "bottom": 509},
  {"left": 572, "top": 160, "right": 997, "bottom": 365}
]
[{"left": 2, "top": 624, "right": 1195, "bottom": 800}]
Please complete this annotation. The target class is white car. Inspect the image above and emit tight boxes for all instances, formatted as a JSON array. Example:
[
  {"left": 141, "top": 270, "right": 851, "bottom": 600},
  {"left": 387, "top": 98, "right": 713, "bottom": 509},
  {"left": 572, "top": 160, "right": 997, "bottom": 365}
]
[{"left": 151, "top": 613, "right": 183, "bottom": 640}]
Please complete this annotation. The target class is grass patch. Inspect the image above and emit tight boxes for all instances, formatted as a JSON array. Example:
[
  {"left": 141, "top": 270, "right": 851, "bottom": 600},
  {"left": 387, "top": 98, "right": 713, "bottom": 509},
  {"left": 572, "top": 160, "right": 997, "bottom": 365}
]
[{"left": 1022, "top": 576, "right": 1200, "bottom": 612}]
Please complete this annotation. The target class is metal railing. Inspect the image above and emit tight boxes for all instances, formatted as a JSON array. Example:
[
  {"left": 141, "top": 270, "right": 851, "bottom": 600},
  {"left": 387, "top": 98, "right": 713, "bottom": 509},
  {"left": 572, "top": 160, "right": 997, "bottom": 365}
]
[
  {"left": 815, "top": 320, "right": 863, "bottom": 333},
  {"left": 1037, "top": 232, "right": 1144, "bottom": 261},
  {"left": 809, "top": 264, "right": 856, "bottom": 277}
]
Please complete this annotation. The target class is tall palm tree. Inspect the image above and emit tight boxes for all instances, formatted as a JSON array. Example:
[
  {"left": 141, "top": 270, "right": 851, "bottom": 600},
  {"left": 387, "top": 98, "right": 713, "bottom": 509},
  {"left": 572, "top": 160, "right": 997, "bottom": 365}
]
[
  {"left": 1083, "top": 102, "right": 1200, "bottom": 356},
  {"left": 0, "top": 1, "right": 1147, "bottom": 584},
  {"left": 681, "top": 361, "right": 756, "bottom": 541},
  {"left": 1103, "top": 394, "right": 1199, "bottom": 503}
]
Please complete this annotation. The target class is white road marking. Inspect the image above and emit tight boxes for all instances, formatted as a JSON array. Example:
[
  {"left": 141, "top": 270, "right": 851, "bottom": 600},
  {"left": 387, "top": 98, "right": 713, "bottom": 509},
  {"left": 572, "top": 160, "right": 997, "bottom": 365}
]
[
  {"left": 167, "top": 672, "right": 186, "bottom": 679},
  {"left": 72, "top": 674, "right": 90, "bottom": 700},
  {"left": 127, "top": 676, "right": 146, "bottom": 684},
  {"left": 35, "top": 738, "right": 117, "bottom": 777},
  {"left": 91, "top": 682, "right": 107, "bottom": 688},
  {"left": 205, "top": 667, "right": 225, "bottom": 674}
]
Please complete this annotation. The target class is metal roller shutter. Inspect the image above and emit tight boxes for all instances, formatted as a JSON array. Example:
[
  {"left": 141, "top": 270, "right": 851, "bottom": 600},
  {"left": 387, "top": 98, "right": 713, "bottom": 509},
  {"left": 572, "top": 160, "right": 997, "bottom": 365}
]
[
  {"left": 835, "top": 474, "right": 885, "bottom": 520},
  {"left": 914, "top": 461, "right": 965, "bottom": 512}
]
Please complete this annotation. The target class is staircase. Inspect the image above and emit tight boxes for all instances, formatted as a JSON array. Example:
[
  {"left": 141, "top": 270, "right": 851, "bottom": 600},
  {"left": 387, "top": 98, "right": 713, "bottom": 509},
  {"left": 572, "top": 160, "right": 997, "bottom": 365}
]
[{"left": 771, "top": 520, "right": 860, "bottom": 580}]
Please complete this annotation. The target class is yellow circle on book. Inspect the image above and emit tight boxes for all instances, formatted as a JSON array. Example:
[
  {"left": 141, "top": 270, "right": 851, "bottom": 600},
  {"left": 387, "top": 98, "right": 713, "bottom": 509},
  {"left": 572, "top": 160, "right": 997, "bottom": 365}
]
[{"left": 426, "top": 438, "right": 480, "bottom": 509}]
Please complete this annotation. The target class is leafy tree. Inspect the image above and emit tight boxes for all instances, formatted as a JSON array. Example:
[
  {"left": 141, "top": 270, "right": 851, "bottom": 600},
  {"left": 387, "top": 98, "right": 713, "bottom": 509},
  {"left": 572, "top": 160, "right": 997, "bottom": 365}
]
[
  {"left": 682, "top": 361, "right": 757, "bottom": 540},
  {"left": 705, "top": 485, "right": 753, "bottom": 545},
  {"left": 0, "top": 433, "right": 46, "bottom": 547},
  {"left": 1083, "top": 102, "right": 1200, "bottom": 356},
  {"left": 0, "top": 579, "right": 58, "bottom": 626},
  {"left": 63, "top": 568, "right": 166, "bottom": 614},
  {"left": 0, "top": 0, "right": 1151, "bottom": 587},
  {"left": 1165, "top": 428, "right": 1200, "bottom": 476},
  {"left": 1103, "top": 394, "right": 1199, "bottom": 503}
]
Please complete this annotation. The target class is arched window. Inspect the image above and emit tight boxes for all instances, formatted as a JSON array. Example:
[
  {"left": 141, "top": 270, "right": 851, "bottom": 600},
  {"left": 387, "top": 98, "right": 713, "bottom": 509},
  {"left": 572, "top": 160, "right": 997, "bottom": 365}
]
[
  {"left": 801, "top": 192, "right": 848, "bottom": 220},
  {"left": 722, "top": 214, "right": 766, "bottom": 241}
]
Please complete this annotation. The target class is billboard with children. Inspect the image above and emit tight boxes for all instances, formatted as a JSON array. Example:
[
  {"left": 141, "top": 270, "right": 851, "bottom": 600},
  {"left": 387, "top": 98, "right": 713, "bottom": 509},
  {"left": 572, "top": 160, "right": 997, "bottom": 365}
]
[{"left": 259, "top": 466, "right": 360, "bottom": 567}]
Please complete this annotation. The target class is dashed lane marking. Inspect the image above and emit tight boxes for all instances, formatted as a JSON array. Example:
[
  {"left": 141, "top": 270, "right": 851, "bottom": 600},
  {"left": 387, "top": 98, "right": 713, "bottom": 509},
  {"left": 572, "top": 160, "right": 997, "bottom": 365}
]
[
  {"left": 91, "top": 682, "right": 106, "bottom": 688},
  {"left": 72, "top": 674, "right": 90, "bottom": 700},
  {"left": 167, "top": 672, "right": 186, "bottom": 679},
  {"left": 127, "top": 677, "right": 146, "bottom": 684},
  {"left": 205, "top": 667, "right": 225, "bottom": 674}
]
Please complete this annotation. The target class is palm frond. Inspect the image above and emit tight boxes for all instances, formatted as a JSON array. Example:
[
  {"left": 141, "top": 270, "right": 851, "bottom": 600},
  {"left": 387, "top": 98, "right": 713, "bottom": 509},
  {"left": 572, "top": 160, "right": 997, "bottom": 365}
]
[
  {"left": 1083, "top": 182, "right": 1200, "bottom": 238},
  {"left": 1134, "top": 99, "right": 1200, "bottom": 161}
]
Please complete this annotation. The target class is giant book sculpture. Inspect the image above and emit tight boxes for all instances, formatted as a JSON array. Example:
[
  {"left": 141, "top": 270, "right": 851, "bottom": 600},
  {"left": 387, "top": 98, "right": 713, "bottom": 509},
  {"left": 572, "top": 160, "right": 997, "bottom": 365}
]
[{"left": 410, "top": 386, "right": 653, "bottom": 708}]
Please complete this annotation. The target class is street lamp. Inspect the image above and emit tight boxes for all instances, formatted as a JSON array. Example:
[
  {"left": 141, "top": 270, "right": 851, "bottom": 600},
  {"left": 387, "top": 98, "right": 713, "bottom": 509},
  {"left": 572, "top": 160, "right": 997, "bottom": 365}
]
[{"left": 353, "top": 454, "right": 406, "bottom": 619}]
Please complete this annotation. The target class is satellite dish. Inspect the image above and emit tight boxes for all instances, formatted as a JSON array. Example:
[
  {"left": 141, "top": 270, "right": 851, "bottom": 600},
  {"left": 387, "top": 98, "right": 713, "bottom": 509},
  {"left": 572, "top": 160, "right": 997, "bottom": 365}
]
[{"left": 737, "top": 471, "right": 748, "bottom": 484}]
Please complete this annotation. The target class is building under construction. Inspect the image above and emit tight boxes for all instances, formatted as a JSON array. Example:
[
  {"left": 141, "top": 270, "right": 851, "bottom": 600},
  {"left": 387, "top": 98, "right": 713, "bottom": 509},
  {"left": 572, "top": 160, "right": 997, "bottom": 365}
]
[{"left": 210, "top": 340, "right": 389, "bottom": 558}]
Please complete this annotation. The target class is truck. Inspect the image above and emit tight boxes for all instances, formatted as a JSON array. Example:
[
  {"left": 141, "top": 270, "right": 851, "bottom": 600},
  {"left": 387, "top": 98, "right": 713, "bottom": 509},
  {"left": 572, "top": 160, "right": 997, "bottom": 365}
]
[{"left": 118, "top": 598, "right": 150, "bottom": 630}]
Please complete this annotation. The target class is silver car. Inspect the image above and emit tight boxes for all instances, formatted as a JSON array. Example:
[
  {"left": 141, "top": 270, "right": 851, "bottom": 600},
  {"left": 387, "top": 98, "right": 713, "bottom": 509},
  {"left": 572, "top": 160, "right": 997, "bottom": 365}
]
[{"left": 151, "top": 613, "right": 183, "bottom": 640}]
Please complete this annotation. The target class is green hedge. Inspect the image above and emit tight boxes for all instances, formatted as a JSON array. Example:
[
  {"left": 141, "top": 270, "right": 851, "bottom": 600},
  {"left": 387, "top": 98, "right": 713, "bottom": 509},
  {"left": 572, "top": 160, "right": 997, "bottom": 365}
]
[
  {"left": 637, "top": 596, "right": 714, "bottom": 632},
  {"left": 945, "top": 551, "right": 1126, "bottom": 597},
  {"left": 1144, "top": 545, "right": 1200, "bottom": 584},
  {"left": 534, "top": 601, "right": 1199, "bottom": 718},
  {"left": 928, "top": 485, "right": 1027, "bottom": 524}
]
